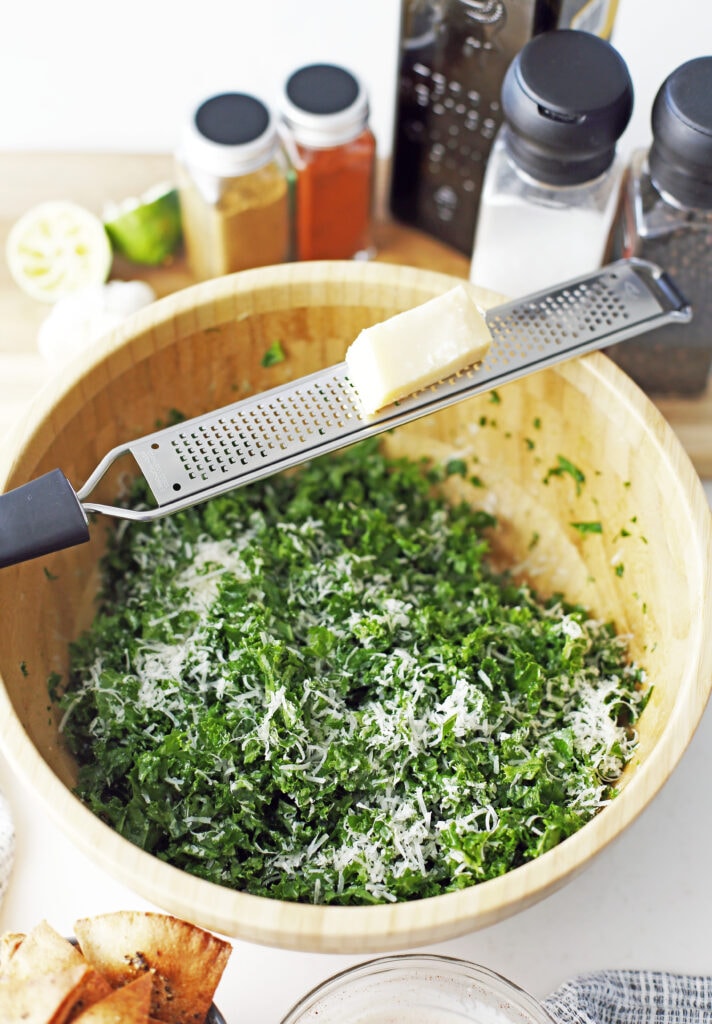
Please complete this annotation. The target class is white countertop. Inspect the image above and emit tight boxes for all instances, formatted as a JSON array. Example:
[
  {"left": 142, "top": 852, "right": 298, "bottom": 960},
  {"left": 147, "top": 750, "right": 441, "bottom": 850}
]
[
  {"left": 0, "top": 480, "right": 711, "bottom": 1020},
  {"left": 1, "top": 0, "right": 711, "bottom": 1011}
]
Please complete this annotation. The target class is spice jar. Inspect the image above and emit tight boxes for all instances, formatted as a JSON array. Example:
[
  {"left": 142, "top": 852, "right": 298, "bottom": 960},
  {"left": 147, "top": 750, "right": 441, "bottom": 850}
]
[
  {"left": 469, "top": 29, "right": 633, "bottom": 298},
  {"left": 176, "top": 92, "right": 290, "bottom": 281},
  {"left": 605, "top": 57, "right": 712, "bottom": 397},
  {"left": 280, "top": 63, "right": 376, "bottom": 261}
]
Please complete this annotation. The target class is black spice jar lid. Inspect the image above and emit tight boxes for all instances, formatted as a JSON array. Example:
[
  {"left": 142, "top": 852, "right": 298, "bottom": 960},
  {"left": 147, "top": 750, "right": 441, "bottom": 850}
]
[
  {"left": 182, "top": 92, "right": 279, "bottom": 176},
  {"left": 501, "top": 29, "right": 634, "bottom": 186},
  {"left": 649, "top": 56, "right": 712, "bottom": 209},
  {"left": 281, "top": 63, "right": 370, "bottom": 148}
]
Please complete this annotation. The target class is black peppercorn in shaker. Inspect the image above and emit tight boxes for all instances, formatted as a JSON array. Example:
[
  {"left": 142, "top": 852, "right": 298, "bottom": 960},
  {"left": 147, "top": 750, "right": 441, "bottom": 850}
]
[{"left": 606, "top": 57, "right": 712, "bottom": 397}]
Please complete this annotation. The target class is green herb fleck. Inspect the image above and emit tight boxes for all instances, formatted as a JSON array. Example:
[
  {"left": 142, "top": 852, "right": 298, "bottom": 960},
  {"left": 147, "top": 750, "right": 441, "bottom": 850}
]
[
  {"left": 533, "top": 417, "right": 542, "bottom": 430},
  {"left": 570, "top": 521, "right": 603, "bottom": 536},
  {"left": 155, "top": 409, "right": 186, "bottom": 429},
  {"left": 525, "top": 438, "right": 535, "bottom": 451},
  {"left": 545, "top": 456, "right": 586, "bottom": 496},
  {"left": 19, "top": 661, "right": 28, "bottom": 677},
  {"left": 615, "top": 564, "right": 625, "bottom": 577},
  {"left": 445, "top": 458, "right": 467, "bottom": 478},
  {"left": 43, "top": 567, "right": 59, "bottom": 581},
  {"left": 489, "top": 390, "right": 501, "bottom": 404},
  {"left": 261, "top": 339, "right": 286, "bottom": 368}
]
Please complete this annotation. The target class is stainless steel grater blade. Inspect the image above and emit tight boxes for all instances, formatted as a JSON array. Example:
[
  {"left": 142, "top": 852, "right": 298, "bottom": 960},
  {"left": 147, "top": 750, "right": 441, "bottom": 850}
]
[
  {"left": 79, "top": 258, "right": 690, "bottom": 522},
  {"left": 0, "top": 259, "right": 692, "bottom": 569}
]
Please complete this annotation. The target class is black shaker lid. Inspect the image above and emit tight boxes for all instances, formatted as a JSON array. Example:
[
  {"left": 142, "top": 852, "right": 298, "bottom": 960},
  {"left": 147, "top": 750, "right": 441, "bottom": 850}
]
[
  {"left": 649, "top": 57, "right": 712, "bottom": 208},
  {"left": 195, "top": 93, "right": 271, "bottom": 146},
  {"left": 286, "top": 64, "right": 360, "bottom": 116},
  {"left": 281, "top": 64, "right": 369, "bottom": 147},
  {"left": 182, "top": 92, "right": 279, "bottom": 176},
  {"left": 501, "top": 29, "right": 634, "bottom": 185}
]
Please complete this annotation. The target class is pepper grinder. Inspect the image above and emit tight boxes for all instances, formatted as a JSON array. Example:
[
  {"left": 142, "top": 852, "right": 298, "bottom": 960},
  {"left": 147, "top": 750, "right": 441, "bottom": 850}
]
[{"left": 605, "top": 57, "right": 712, "bottom": 397}]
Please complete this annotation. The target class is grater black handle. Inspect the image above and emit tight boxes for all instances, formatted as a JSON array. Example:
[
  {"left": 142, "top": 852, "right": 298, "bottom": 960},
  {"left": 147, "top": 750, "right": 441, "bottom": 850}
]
[{"left": 0, "top": 470, "right": 90, "bottom": 569}]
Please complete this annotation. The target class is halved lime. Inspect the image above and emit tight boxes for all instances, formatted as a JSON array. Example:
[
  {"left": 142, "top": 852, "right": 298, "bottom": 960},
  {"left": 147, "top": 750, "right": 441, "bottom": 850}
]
[
  {"left": 6, "top": 201, "right": 113, "bottom": 303},
  {"left": 103, "top": 183, "right": 182, "bottom": 266}
]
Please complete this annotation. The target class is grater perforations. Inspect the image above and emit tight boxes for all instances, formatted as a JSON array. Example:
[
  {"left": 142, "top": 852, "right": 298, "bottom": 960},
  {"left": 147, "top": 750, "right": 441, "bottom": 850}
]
[
  {"left": 145, "top": 369, "right": 365, "bottom": 499},
  {"left": 106, "top": 260, "right": 690, "bottom": 518},
  {"left": 484, "top": 276, "right": 631, "bottom": 367}
]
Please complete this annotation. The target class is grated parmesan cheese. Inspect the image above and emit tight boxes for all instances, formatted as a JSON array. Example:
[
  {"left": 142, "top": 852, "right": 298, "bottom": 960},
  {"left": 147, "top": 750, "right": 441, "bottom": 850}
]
[{"left": 54, "top": 439, "right": 648, "bottom": 905}]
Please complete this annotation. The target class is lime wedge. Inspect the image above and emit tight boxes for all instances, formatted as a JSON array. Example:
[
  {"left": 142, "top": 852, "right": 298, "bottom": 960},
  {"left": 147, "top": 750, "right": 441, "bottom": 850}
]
[
  {"left": 6, "top": 201, "right": 113, "bottom": 303},
  {"left": 103, "top": 184, "right": 182, "bottom": 265}
]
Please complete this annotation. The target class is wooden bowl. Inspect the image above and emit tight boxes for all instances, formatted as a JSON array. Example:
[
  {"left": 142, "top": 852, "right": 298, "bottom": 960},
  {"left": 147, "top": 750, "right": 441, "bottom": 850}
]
[{"left": 0, "top": 262, "right": 710, "bottom": 952}]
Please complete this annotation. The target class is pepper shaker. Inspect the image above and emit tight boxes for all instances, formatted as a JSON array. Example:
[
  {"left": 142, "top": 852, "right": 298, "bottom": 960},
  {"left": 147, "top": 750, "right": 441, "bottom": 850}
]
[
  {"left": 605, "top": 57, "right": 712, "bottom": 397},
  {"left": 280, "top": 63, "right": 377, "bottom": 262},
  {"left": 175, "top": 92, "right": 291, "bottom": 281}
]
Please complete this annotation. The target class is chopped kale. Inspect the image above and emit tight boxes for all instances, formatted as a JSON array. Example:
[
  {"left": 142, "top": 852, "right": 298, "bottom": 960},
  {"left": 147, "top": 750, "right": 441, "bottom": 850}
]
[
  {"left": 570, "top": 521, "right": 603, "bottom": 535},
  {"left": 545, "top": 456, "right": 586, "bottom": 495},
  {"left": 445, "top": 458, "right": 467, "bottom": 478},
  {"left": 52, "top": 439, "right": 646, "bottom": 905},
  {"left": 261, "top": 339, "right": 286, "bottom": 368}
]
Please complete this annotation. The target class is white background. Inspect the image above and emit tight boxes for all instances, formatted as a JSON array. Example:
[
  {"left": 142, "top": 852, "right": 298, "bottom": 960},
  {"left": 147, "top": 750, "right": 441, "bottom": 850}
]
[
  {"left": 1, "top": 3, "right": 711, "bottom": 1022},
  {"left": 1, "top": 0, "right": 711, "bottom": 164}
]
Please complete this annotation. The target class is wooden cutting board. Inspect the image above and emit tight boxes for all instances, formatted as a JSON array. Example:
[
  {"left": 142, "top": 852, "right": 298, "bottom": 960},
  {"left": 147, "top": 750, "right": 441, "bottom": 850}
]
[{"left": 1, "top": 151, "right": 710, "bottom": 477}]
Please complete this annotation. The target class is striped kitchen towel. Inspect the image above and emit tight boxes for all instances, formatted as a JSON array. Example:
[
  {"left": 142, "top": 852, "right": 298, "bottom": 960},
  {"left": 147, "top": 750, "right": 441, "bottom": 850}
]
[{"left": 544, "top": 970, "right": 712, "bottom": 1023}]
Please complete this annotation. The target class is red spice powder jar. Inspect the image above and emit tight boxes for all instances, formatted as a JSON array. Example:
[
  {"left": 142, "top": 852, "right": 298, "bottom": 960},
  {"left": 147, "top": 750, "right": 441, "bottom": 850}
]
[{"left": 280, "top": 63, "right": 376, "bottom": 261}]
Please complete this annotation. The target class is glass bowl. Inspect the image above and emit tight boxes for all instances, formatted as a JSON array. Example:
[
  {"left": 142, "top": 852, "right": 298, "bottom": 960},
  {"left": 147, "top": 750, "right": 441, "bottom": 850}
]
[{"left": 280, "top": 954, "right": 555, "bottom": 1023}]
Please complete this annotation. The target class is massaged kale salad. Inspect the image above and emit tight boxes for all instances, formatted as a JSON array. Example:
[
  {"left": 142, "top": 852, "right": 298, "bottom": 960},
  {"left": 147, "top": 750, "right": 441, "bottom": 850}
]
[{"left": 52, "top": 438, "right": 647, "bottom": 905}]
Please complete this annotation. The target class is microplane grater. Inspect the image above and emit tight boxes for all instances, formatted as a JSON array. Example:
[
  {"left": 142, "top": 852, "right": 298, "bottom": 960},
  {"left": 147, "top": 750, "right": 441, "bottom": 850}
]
[{"left": 0, "top": 259, "right": 691, "bottom": 569}]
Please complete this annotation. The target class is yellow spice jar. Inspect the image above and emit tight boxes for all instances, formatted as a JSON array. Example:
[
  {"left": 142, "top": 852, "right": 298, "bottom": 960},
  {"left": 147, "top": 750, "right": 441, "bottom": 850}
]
[{"left": 176, "top": 92, "right": 290, "bottom": 280}]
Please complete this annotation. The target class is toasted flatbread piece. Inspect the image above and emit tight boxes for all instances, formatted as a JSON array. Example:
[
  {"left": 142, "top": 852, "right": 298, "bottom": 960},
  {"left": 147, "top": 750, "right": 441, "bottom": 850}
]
[
  {"left": 0, "top": 963, "right": 89, "bottom": 1024},
  {"left": 69, "top": 973, "right": 153, "bottom": 1023},
  {"left": 0, "top": 931, "right": 25, "bottom": 973},
  {"left": 1, "top": 920, "right": 112, "bottom": 1015},
  {"left": 74, "top": 912, "right": 231, "bottom": 1024}
]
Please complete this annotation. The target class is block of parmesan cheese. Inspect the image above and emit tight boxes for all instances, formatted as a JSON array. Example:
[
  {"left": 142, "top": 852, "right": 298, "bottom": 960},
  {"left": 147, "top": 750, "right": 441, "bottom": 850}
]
[{"left": 345, "top": 285, "right": 492, "bottom": 415}]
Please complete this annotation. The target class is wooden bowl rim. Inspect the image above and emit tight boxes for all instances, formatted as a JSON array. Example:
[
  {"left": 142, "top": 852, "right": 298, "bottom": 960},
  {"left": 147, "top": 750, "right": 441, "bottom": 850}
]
[{"left": 1, "top": 261, "right": 710, "bottom": 951}]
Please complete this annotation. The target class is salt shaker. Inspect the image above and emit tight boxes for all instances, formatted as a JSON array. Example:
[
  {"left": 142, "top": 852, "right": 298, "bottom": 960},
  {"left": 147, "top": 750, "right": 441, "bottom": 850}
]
[
  {"left": 469, "top": 29, "right": 633, "bottom": 298},
  {"left": 605, "top": 57, "right": 712, "bottom": 396},
  {"left": 176, "top": 92, "right": 290, "bottom": 281},
  {"left": 280, "top": 63, "right": 376, "bottom": 261}
]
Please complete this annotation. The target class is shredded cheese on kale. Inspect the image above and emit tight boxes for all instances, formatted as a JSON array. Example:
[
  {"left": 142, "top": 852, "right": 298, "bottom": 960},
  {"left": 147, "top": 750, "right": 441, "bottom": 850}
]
[{"left": 53, "top": 439, "right": 647, "bottom": 905}]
